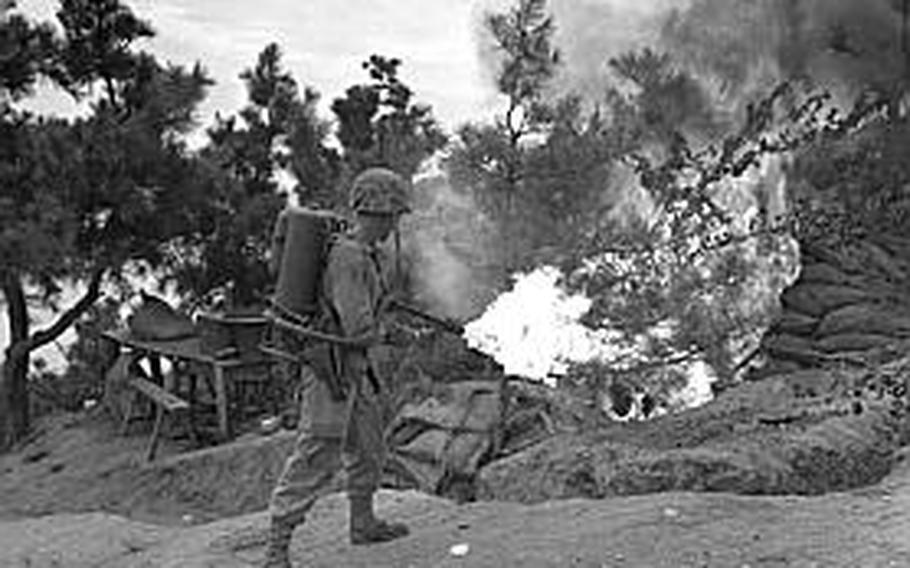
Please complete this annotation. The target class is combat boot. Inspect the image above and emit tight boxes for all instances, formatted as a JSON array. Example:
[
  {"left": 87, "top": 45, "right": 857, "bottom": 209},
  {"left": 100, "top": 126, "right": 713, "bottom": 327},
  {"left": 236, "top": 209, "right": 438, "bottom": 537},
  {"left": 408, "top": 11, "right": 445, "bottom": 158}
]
[
  {"left": 349, "top": 493, "right": 410, "bottom": 545},
  {"left": 263, "top": 515, "right": 296, "bottom": 568}
]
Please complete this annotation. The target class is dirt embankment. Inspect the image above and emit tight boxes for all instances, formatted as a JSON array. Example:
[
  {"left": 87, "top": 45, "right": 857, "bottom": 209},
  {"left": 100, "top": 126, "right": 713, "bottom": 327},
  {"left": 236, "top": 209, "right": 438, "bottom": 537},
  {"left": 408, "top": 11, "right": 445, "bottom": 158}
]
[
  {"left": 479, "top": 366, "right": 909, "bottom": 503},
  {"left": 2, "top": 451, "right": 910, "bottom": 567},
  {"left": 2, "top": 232, "right": 910, "bottom": 566}
]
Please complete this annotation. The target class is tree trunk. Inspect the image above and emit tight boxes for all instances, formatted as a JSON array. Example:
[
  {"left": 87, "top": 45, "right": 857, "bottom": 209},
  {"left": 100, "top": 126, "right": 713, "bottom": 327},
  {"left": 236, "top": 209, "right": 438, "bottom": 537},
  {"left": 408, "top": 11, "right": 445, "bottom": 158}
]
[
  {"left": 1, "top": 271, "right": 29, "bottom": 451},
  {"left": 0, "top": 268, "right": 105, "bottom": 452},
  {"left": 1, "top": 345, "right": 30, "bottom": 451}
]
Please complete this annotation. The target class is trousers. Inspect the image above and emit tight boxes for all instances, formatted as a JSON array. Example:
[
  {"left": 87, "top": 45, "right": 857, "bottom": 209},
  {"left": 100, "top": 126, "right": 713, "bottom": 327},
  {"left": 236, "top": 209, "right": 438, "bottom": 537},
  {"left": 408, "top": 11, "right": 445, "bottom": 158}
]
[{"left": 269, "top": 364, "right": 386, "bottom": 524}]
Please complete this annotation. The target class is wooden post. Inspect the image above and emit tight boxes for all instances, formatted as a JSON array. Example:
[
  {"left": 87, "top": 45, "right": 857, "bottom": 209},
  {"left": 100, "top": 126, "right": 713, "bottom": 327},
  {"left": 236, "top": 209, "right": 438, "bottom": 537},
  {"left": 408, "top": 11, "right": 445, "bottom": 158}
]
[
  {"left": 146, "top": 407, "right": 164, "bottom": 461},
  {"left": 213, "top": 364, "right": 231, "bottom": 441}
]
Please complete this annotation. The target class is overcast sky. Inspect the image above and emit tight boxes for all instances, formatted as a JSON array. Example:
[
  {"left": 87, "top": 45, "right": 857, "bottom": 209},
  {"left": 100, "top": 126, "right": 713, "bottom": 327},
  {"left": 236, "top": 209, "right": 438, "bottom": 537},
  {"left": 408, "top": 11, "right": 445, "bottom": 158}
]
[{"left": 19, "top": 0, "right": 502, "bottom": 134}]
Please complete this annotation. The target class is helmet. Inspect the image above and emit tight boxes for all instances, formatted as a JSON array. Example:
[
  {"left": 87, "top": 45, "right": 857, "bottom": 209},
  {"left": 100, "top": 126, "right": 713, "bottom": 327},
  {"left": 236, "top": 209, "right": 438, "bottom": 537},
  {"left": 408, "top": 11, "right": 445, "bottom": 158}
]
[{"left": 349, "top": 167, "right": 411, "bottom": 215}]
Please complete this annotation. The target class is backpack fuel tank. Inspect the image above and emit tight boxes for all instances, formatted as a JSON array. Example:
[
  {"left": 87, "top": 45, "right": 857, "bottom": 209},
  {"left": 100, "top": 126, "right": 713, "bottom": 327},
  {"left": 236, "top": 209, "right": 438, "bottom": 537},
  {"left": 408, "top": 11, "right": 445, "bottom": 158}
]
[{"left": 270, "top": 206, "right": 346, "bottom": 316}]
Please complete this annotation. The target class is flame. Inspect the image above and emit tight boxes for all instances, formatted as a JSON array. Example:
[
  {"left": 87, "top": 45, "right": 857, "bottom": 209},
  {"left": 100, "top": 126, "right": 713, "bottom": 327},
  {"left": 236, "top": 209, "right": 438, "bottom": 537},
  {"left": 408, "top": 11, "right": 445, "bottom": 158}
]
[
  {"left": 461, "top": 152, "right": 797, "bottom": 416},
  {"left": 464, "top": 265, "right": 632, "bottom": 386},
  {"left": 464, "top": 265, "right": 718, "bottom": 418}
]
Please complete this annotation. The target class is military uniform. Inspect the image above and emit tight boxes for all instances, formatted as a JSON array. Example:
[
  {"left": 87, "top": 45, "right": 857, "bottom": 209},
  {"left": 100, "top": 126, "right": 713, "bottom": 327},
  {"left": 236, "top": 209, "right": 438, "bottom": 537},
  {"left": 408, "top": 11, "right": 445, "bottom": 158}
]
[
  {"left": 269, "top": 237, "right": 392, "bottom": 523},
  {"left": 264, "top": 168, "right": 412, "bottom": 568}
]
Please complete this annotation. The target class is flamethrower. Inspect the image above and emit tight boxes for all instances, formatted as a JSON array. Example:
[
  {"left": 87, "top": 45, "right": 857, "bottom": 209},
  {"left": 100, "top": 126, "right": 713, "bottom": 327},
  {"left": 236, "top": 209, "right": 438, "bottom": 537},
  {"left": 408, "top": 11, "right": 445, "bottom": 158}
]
[
  {"left": 387, "top": 299, "right": 464, "bottom": 336},
  {"left": 261, "top": 296, "right": 462, "bottom": 355}
]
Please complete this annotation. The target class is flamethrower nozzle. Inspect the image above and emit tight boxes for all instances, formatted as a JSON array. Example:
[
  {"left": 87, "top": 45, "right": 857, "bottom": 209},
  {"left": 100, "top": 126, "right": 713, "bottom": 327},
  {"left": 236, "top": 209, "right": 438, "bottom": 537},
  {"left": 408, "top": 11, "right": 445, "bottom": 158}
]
[{"left": 388, "top": 300, "right": 464, "bottom": 336}]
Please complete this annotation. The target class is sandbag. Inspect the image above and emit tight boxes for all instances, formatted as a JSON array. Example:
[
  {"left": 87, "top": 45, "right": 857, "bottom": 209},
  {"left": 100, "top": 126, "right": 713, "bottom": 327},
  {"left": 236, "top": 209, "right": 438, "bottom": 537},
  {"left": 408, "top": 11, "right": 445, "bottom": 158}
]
[
  {"left": 761, "top": 334, "right": 825, "bottom": 366},
  {"left": 386, "top": 380, "right": 502, "bottom": 493},
  {"left": 815, "top": 333, "right": 896, "bottom": 353},
  {"left": 773, "top": 311, "right": 819, "bottom": 336},
  {"left": 798, "top": 262, "right": 854, "bottom": 286},
  {"left": 779, "top": 283, "right": 874, "bottom": 318},
  {"left": 816, "top": 304, "right": 910, "bottom": 338}
]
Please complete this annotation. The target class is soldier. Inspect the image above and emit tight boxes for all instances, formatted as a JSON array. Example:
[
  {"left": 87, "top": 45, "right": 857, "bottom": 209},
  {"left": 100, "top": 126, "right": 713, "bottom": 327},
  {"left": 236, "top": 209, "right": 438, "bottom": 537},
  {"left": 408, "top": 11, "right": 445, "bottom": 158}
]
[{"left": 264, "top": 168, "right": 412, "bottom": 567}]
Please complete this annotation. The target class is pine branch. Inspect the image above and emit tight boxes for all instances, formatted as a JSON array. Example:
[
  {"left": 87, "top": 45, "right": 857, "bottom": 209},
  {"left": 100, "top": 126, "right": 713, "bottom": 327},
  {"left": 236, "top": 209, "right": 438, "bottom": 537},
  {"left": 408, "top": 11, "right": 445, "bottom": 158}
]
[{"left": 26, "top": 268, "right": 105, "bottom": 353}]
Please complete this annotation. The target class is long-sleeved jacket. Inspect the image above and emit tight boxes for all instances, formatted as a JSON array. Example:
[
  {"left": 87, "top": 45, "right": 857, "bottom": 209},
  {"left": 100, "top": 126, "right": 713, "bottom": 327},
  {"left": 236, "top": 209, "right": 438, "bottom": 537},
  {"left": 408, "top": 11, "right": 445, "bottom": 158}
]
[{"left": 300, "top": 234, "right": 393, "bottom": 438}]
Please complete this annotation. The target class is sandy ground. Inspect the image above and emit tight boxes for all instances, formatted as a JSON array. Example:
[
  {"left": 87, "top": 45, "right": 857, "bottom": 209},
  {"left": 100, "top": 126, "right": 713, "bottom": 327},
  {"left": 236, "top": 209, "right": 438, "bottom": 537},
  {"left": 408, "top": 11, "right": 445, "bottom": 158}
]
[
  {"left": 0, "top": 447, "right": 908, "bottom": 567},
  {"left": 1, "top": 388, "right": 909, "bottom": 568}
]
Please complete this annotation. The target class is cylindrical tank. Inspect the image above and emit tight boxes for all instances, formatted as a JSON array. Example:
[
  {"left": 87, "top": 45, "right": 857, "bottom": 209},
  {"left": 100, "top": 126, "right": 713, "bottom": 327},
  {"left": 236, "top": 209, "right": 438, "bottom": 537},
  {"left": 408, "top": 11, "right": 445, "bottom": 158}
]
[{"left": 271, "top": 207, "right": 344, "bottom": 316}]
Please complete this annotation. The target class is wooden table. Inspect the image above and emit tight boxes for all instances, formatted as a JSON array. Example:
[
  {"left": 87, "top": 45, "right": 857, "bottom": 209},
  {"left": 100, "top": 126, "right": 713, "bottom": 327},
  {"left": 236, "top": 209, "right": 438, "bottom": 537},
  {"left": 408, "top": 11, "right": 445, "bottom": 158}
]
[{"left": 102, "top": 330, "right": 276, "bottom": 443}]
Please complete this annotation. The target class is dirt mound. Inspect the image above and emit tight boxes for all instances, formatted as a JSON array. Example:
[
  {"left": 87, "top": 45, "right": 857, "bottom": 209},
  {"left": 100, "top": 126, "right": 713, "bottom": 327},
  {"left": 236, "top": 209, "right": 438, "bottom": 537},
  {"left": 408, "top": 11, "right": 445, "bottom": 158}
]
[
  {"left": 478, "top": 372, "right": 908, "bottom": 502},
  {"left": 3, "top": 468, "right": 910, "bottom": 567},
  {"left": 0, "top": 411, "right": 298, "bottom": 524}
]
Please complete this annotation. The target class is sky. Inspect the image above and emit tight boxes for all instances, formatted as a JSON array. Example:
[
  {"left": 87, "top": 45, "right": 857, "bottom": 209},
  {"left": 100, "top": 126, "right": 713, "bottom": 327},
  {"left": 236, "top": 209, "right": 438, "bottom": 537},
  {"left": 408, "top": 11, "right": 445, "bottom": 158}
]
[{"left": 19, "top": 0, "right": 503, "bottom": 135}]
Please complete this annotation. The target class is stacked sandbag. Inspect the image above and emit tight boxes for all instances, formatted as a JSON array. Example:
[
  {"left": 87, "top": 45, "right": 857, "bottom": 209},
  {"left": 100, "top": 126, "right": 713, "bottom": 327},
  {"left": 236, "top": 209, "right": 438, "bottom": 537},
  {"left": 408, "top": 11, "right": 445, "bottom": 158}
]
[
  {"left": 755, "top": 233, "right": 910, "bottom": 378},
  {"left": 377, "top": 330, "right": 508, "bottom": 499},
  {"left": 385, "top": 380, "right": 503, "bottom": 500}
]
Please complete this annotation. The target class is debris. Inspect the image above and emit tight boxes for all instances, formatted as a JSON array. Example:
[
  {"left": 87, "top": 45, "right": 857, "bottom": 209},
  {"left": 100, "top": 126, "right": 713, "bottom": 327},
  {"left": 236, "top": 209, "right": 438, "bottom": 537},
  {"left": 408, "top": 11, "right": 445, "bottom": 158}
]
[
  {"left": 23, "top": 450, "right": 50, "bottom": 464},
  {"left": 259, "top": 416, "right": 281, "bottom": 435},
  {"left": 662, "top": 507, "right": 679, "bottom": 518},
  {"left": 450, "top": 543, "right": 470, "bottom": 557}
]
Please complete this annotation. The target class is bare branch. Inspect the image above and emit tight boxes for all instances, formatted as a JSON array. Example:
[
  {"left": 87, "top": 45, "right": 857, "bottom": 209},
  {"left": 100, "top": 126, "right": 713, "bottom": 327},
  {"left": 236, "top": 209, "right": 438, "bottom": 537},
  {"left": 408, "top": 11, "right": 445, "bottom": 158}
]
[{"left": 26, "top": 268, "right": 105, "bottom": 353}]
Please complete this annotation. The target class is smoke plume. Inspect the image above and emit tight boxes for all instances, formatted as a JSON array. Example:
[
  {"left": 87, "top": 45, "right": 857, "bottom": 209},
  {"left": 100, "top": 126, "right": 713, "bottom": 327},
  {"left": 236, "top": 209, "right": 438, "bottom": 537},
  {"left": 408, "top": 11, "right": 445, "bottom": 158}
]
[
  {"left": 474, "top": 0, "right": 908, "bottom": 123},
  {"left": 398, "top": 163, "right": 503, "bottom": 322},
  {"left": 661, "top": 0, "right": 908, "bottom": 111},
  {"left": 472, "top": 0, "right": 687, "bottom": 105}
]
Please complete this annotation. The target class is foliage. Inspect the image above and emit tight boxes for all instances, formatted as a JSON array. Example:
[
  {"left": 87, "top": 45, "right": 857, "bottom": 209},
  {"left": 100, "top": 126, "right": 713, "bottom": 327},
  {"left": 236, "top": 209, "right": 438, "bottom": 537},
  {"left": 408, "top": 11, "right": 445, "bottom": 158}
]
[
  {"left": 607, "top": 48, "right": 718, "bottom": 145},
  {"left": 662, "top": 0, "right": 910, "bottom": 115},
  {"left": 0, "top": 0, "right": 214, "bottom": 449},
  {"left": 448, "top": 0, "right": 587, "bottom": 273},
  {"left": 31, "top": 296, "right": 122, "bottom": 415},
  {"left": 331, "top": 54, "right": 447, "bottom": 180},
  {"left": 55, "top": 0, "right": 155, "bottom": 107},
  {"left": 166, "top": 43, "right": 339, "bottom": 309},
  {"left": 563, "top": 75, "right": 892, "bottom": 403},
  {"left": 0, "top": 12, "right": 58, "bottom": 100}
]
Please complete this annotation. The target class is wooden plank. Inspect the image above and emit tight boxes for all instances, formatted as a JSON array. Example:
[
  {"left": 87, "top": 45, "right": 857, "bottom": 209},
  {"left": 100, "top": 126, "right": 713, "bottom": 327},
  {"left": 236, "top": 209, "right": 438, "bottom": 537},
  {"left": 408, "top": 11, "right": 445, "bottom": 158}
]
[
  {"left": 129, "top": 377, "right": 189, "bottom": 413},
  {"left": 213, "top": 365, "right": 230, "bottom": 440},
  {"left": 146, "top": 408, "right": 165, "bottom": 461}
]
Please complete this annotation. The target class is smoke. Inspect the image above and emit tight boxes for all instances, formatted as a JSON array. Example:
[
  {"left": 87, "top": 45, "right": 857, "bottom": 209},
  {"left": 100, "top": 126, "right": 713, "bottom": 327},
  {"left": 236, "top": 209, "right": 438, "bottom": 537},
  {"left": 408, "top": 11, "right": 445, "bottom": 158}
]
[
  {"left": 397, "top": 162, "right": 503, "bottom": 322},
  {"left": 474, "top": 0, "right": 908, "bottom": 125},
  {"left": 472, "top": 0, "right": 687, "bottom": 105},
  {"left": 662, "top": 0, "right": 908, "bottom": 111},
  {"left": 548, "top": 0, "right": 689, "bottom": 102}
]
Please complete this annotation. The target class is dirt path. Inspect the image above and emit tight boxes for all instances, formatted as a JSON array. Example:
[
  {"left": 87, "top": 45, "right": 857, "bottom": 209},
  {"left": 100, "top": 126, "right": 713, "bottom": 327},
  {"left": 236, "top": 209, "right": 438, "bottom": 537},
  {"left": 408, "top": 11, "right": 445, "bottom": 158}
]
[{"left": 2, "top": 446, "right": 908, "bottom": 568}]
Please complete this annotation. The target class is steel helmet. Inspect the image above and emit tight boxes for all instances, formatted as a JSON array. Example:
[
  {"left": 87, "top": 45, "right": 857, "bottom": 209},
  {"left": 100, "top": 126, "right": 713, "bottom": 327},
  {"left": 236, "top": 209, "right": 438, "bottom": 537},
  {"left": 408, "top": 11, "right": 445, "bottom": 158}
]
[{"left": 349, "top": 167, "right": 411, "bottom": 215}]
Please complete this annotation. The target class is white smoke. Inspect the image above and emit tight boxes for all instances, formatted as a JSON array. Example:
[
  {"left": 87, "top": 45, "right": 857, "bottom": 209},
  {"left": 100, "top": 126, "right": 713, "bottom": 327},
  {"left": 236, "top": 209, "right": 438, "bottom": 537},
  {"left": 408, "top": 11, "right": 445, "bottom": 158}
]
[
  {"left": 472, "top": 0, "right": 689, "bottom": 106},
  {"left": 398, "top": 163, "right": 503, "bottom": 321}
]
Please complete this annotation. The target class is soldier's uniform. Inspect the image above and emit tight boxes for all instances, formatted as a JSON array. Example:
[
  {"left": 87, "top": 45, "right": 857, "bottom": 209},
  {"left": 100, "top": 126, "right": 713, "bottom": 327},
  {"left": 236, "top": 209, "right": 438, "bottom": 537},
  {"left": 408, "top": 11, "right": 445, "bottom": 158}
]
[
  {"left": 265, "top": 168, "right": 411, "bottom": 568},
  {"left": 270, "top": 237, "right": 393, "bottom": 520}
]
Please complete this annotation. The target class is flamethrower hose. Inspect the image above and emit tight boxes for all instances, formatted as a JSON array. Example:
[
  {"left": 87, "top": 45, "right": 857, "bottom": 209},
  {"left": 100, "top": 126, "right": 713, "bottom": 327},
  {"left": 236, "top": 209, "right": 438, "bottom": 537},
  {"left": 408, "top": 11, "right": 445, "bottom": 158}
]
[
  {"left": 265, "top": 296, "right": 378, "bottom": 347},
  {"left": 268, "top": 313, "right": 377, "bottom": 348}
]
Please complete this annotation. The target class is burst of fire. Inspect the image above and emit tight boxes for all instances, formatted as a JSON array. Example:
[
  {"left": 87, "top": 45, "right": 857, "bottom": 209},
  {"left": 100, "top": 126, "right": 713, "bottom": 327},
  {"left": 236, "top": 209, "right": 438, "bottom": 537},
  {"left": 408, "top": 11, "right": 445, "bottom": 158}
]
[
  {"left": 463, "top": 265, "right": 717, "bottom": 418},
  {"left": 461, "top": 154, "right": 796, "bottom": 419},
  {"left": 464, "top": 266, "right": 633, "bottom": 386}
]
